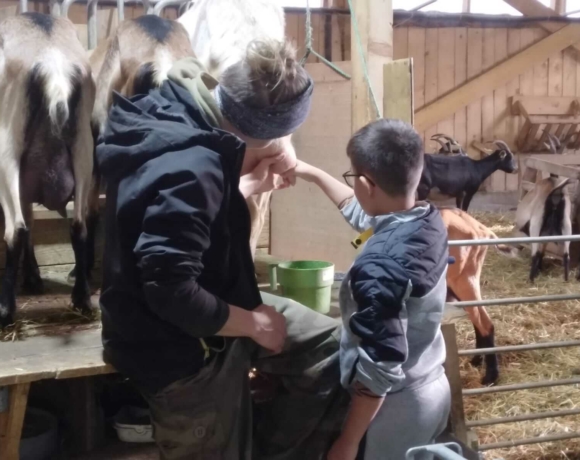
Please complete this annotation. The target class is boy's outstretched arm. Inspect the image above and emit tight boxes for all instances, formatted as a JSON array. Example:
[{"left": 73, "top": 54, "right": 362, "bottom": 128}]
[
  {"left": 284, "top": 160, "right": 354, "bottom": 208},
  {"left": 328, "top": 384, "right": 384, "bottom": 460}
]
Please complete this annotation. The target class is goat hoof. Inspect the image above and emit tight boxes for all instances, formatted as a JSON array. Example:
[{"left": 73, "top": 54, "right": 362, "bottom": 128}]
[
  {"left": 22, "top": 275, "right": 44, "bottom": 295},
  {"left": 68, "top": 267, "right": 93, "bottom": 284},
  {"left": 481, "top": 368, "right": 499, "bottom": 386},
  {"left": 470, "top": 355, "right": 483, "bottom": 367},
  {"left": 0, "top": 296, "right": 16, "bottom": 329}
]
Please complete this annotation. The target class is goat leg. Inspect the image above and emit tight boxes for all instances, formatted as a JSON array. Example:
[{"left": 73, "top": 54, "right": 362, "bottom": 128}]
[
  {"left": 21, "top": 228, "right": 43, "bottom": 294},
  {"left": 455, "top": 192, "right": 465, "bottom": 210},
  {"left": 470, "top": 326, "right": 484, "bottom": 367},
  {"left": 530, "top": 251, "right": 543, "bottom": 282},
  {"left": 564, "top": 252, "right": 570, "bottom": 282},
  {"left": 481, "top": 325, "right": 499, "bottom": 385},
  {"left": 70, "top": 221, "right": 92, "bottom": 315},
  {"left": 461, "top": 191, "right": 476, "bottom": 212},
  {"left": 0, "top": 228, "right": 26, "bottom": 328}
]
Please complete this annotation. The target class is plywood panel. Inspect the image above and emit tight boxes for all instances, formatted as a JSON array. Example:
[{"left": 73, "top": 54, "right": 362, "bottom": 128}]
[
  {"left": 331, "top": 14, "right": 343, "bottom": 61},
  {"left": 548, "top": 51, "right": 564, "bottom": 97},
  {"left": 271, "top": 63, "right": 357, "bottom": 271},
  {"left": 424, "top": 28, "right": 439, "bottom": 148},
  {"left": 466, "top": 28, "right": 483, "bottom": 159},
  {"left": 506, "top": 28, "right": 521, "bottom": 191},
  {"left": 454, "top": 28, "right": 468, "bottom": 151},
  {"left": 394, "top": 27, "right": 408, "bottom": 60},
  {"left": 519, "top": 28, "right": 536, "bottom": 97},
  {"left": 436, "top": 28, "right": 456, "bottom": 142},
  {"left": 563, "top": 48, "right": 577, "bottom": 97},
  {"left": 492, "top": 28, "right": 508, "bottom": 192}
]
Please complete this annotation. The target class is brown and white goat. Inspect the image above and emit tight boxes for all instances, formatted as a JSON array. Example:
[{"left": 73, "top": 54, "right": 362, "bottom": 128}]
[
  {"left": 516, "top": 177, "right": 572, "bottom": 282},
  {"left": 178, "top": 0, "right": 295, "bottom": 256},
  {"left": 79, "top": 15, "right": 194, "bottom": 275},
  {"left": 442, "top": 207, "right": 516, "bottom": 385},
  {"left": 0, "top": 13, "right": 95, "bottom": 327}
]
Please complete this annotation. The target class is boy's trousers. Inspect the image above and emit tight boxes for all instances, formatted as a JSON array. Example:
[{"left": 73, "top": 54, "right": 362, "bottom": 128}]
[{"left": 140, "top": 292, "right": 349, "bottom": 460}]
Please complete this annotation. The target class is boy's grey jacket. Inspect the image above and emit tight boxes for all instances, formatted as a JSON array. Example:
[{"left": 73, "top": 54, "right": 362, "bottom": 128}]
[{"left": 339, "top": 199, "right": 449, "bottom": 396}]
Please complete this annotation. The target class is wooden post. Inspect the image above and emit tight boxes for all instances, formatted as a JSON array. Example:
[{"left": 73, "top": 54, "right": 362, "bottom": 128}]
[
  {"left": 0, "top": 383, "right": 30, "bottom": 460},
  {"left": 552, "top": 0, "right": 566, "bottom": 15},
  {"left": 351, "top": 0, "right": 393, "bottom": 132},
  {"left": 462, "top": 0, "right": 471, "bottom": 13},
  {"left": 383, "top": 58, "right": 414, "bottom": 124},
  {"left": 441, "top": 323, "right": 469, "bottom": 445}
]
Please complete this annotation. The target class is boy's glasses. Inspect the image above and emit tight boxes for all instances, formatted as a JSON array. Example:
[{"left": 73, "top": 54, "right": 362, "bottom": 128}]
[{"left": 342, "top": 172, "right": 364, "bottom": 188}]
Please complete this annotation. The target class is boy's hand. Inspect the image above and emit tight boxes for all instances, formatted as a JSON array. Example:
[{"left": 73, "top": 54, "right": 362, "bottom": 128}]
[
  {"left": 250, "top": 304, "right": 287, "bottom": 354},
  {"left": 327, "top": 436, "right": 359, "bottom": 460},
  {"left": 241, "top": 154, "right": 290, "bottom": 197},
  {"left": 283, "top": 160, "right": 320, "bottom": 183}
]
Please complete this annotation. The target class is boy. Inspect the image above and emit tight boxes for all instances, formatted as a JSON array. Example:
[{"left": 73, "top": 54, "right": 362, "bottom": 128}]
[{"left": 284, "top": 119, "right": 451, "bottom": 459}]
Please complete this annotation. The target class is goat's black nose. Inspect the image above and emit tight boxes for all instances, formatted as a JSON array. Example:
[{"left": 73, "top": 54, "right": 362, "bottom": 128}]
[{"left": 448, "top": 256, "right": 456, "bottom": 265}]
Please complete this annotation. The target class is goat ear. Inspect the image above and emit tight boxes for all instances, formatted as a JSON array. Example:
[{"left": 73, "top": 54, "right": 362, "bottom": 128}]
[{"left": 500, "top": 150, "right": 507, "bottom": 159}]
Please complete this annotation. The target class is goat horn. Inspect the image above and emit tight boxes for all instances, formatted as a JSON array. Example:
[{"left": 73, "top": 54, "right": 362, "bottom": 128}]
[
  {"left": 432, "top": 138, "right": 448, "bottom": 151},
  {"left": 430, "top": 134, "right": 446, "bottom": 140},
  {"left": 441, "top": 135, "right": 460, "bottom": 145},
  {"left": 493, "top": 140, "right": 511, "bottom": 152}
]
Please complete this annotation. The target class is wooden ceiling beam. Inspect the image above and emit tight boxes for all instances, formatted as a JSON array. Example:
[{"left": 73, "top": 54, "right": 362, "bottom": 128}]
[{"left": 415, "top": 24, "right": 580, "bottom": 132}]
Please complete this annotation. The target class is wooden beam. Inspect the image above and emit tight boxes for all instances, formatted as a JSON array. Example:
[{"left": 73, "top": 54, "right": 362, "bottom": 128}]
[
  {"left": 383, "top": 58, "right": 414, "bottom": 124},
  {"left": 351, "top": 0, "right": 393, "bottom": 132},
  {"left": 504, "top": 0, "right": 580, "bottom": 56},
  {"left": 0, "top": 383, "right": 30, "bottom": 460},
  {"left": 462, "top": 0, "right": 471, "bottom": 13},
  {"left": 415, "top": 24, "right": 580, "bottom": 133}
]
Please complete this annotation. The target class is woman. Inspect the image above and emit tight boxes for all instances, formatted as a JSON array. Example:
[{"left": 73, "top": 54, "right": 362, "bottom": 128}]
[{"left": 97, "top": 40, "right": 347, "bottom": 460}]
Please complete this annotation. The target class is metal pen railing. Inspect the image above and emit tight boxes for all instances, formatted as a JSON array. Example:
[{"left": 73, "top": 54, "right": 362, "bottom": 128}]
[{"left": 447, "top": 232, "right": 580, "bottom": 453}]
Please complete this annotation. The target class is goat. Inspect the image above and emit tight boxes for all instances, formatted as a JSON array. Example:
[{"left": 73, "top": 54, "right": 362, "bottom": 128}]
[
  {"left": 178, "top": 0, "right": 295, "bottom": 256},
  {"left": 76, "top": 15, "right": 195, "bottom": 278},
  {"left": 418, "top": 140, "right": 518, "bottom": 212},
  {"left": 516, "top": 177, "right": 572, "bottom": 282},
  {"left": 431, "top": 134, "right": 466, "bottom": 156},
  {"left": 0, "top": 13, "right": 95, "bottom": 327},
  {"left": 442, "top": 207, "right": 517, "bottom": 385}
]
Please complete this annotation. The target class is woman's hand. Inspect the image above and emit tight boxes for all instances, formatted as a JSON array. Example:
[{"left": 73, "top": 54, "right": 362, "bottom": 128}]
[
  {"left": 327, "top": 436, "right": 359, "bottom": 460},
  {"left": 250, "top": 304, "right": 287, "bottom": 354},
  {"left": 240, "top": 154, "right": 291, "bottom": 198}
]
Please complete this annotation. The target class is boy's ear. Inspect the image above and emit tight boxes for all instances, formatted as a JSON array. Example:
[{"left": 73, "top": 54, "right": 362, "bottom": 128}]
[{"left": 359, "top": 176, "right": 375, "bottom": 195}]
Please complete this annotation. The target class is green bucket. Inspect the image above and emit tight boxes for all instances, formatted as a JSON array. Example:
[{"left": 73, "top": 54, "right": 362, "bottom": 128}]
[{"left": 269, "top": 261, "right": 335, "bottom": 314}]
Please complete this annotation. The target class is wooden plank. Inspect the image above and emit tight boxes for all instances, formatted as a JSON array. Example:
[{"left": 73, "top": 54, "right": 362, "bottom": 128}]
[
  {"left": 466, "top": 28, "right": 483, "bottom": 159},
  {"left": 424, "top": 28, "right": 439, "bottom": 148},
  {"left": 383, "top": 59, "right": 414, "bottom": 124},
  {"left": 519, "top": 29, "right": 536, "bottom": 97},
  {"left": 285, "top": 13, "right": 300, "bottom": 49},
  {"left": 271, "top": 62, "right": 356, "bottom": 271},
  {"left": 524, "top": 123, "right": 542, "bottom": 151},
  {"left": 350, "top": 0, "right": 393, "bottom": 132},
  {"left": 454, "top": 28, "right": 468, "bottom": 152},
  {"left": 393, "top": 26, "right": 408, "bottom": 60},
  {"left": 511, "top": 95, "right": 580, "bottom": 115},
  {"left": 563, "top": 48, "right": 577, "bottom": 97},
  {"left": 0, "top": 329, "right": 115, "bottom": 386},
  {"left": 436, "top": 28, "right": 456, "bottom": 138},
  {"left": 481, "top": 27, "right": 495, "bottom": 190},
  {"left": 442, "top": 324, "right": 468, "bottom": 445},
  {"left": 408, "top": 28, "right": 426, "bottom": 111},
  {"left": 331, "top": 14, "right": 342, "bottom": 61},
  {"left": 414, "top": 24, "right": 580, "bottom": 133},
  {"left": 0, "top": 383, "right": 30, "bottom": 460},
  {"left": 525, "top": 157, "right": 580, "bottom": 178},
  {"left": 492, "top": 28, "right": 508, "bottom": 192},
  {"left": 548, "top": 51, "right": 564, "bottom": 97},
  {"left": 506, "top": 28, "right": 521, "bottom": 191},
  {"left": 504, "top": 0, "right": 580, "bottom": 56}
]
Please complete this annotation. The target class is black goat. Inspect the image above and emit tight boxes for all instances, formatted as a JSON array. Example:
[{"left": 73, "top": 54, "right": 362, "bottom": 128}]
[{"left": 418, "top": 141, "right": 518, "bottom": 211}]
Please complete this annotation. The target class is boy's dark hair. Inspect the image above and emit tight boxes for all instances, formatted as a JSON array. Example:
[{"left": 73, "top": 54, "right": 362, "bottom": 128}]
[{"left": 347, "top": 118, "right": 424, "bottom": 197}]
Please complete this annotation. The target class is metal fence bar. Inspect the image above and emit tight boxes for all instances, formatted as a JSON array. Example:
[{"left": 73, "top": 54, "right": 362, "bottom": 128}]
[
  {"left": 479, "top": 431, "right": 580, "bottom": 451},
  {"left": 117, "top": 0, "right": 124, "bottom": 21},
  {"left": 448, "top": 293, "right": 580, "bottom": 308},
  {"left": 458, "top": 340, "right": 580, "bottom": 356},
  {"left": 449, "top": 234, "right": 580, "bottom": 247},
  {"left": 463, "top": 377, "right": 580, "bottom": 396},
  {"left": 87, "top": 0, "right": 98, "bottom": 50},
  {"left": 467, "top": 408, "right": 580, "bottom": 428}
]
